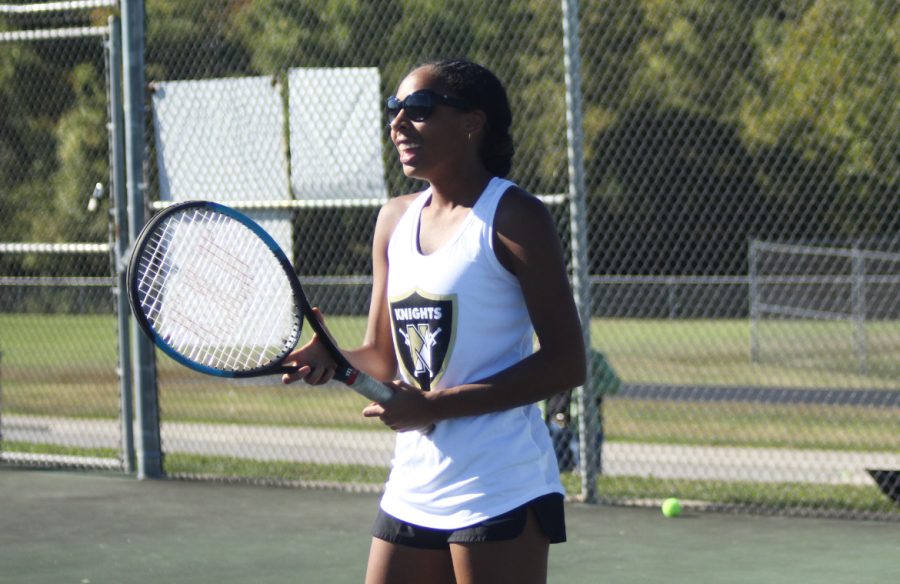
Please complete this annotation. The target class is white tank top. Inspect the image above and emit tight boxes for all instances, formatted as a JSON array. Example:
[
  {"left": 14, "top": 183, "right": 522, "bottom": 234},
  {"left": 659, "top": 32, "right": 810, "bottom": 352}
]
[{"left": 381, "top": 177, "right": 564, "bottom": 529}]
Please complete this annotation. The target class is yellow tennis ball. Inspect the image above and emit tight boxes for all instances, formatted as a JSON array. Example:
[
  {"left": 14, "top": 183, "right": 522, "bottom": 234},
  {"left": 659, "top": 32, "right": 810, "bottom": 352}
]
[{"left": 662, "top": 498, "right": 682, "bottom": 517}]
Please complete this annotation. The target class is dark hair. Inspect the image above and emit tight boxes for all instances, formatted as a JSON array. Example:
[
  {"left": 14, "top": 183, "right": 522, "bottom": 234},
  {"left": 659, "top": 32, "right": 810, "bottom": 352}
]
[{"left": 417, "top": 59, "right": 514, "bottom": 177}]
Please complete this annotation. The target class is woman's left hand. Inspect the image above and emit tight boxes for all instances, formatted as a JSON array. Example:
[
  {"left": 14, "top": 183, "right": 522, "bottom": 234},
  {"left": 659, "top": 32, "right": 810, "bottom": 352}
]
[{"left": 362, "top": 380, "right": 436, "bottom": 432}]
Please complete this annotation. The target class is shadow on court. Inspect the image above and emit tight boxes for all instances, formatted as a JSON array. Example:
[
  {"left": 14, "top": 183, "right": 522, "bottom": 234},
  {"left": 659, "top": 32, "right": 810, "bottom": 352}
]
[{"left": 1, "top": 466, "right": 897, "bottom": 584}]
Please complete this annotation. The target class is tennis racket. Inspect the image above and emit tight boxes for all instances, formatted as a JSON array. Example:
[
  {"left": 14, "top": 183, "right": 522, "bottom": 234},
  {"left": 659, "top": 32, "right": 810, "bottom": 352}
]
[{"left": 127, "top": 200, "right": 395, "bottom": 405}]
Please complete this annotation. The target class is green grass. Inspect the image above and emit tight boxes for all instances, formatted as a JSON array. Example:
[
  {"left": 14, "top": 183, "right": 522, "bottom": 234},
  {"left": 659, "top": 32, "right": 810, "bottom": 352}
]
[
  {"left": 603, "top": 399, "right": 900, "bottom": 452},
  {"left": 2, "top": 313, "right": 897, "bottom": 388},
  {"left": 562, "top": 474, "right": 899, "bottom": 516},
  {"left": 6, "top": 441, "right": 894, "bottom": 516},
  {"left": 1, "top": 440, "right": 119, "bottom": 460},
  {"left": 2, "top": 313, "right": 898, "bottom": 452},
  {"left": 0, "top": 313, "right": 118, "bottom": 368},
  {"left": 3, "top": 312, "right": 896, "bottom": 516},
  {"left": 164, "top": 452, "right": 390, "bottom": 485},
  {"left": 155, "top": 378, "right": 384, "bottom": 430},
  {"left": 591, "top": 318, "right": 900, "bottom": 389}
]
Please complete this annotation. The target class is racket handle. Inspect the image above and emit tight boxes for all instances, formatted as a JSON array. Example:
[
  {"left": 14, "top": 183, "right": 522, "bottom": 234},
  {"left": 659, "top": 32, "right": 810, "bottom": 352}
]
[
  {"left": 285, "top": 366, "right": 434, "bottom": 434},
  {"left": 279, "top": 364, "right": 393, "bottom": 403},
  {"left": 348, "top": 370, "right": 395, "bottom": 403}
]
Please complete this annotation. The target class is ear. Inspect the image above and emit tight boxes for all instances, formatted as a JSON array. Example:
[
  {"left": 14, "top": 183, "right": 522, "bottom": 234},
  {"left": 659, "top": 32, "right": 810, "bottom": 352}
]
[{"left": 463, "top": 109, "right": 488, "bottom": 138}]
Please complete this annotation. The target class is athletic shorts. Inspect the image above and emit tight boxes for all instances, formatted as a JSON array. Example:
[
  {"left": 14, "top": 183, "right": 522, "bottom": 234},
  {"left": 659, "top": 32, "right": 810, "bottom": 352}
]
[{"left": 371, "top": 493, "right": 566, "bottom": 550}]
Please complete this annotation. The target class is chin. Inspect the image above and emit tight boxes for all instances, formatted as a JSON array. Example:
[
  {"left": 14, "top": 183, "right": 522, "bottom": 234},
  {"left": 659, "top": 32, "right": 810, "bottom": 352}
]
[{"left": 401, "top": 163, "right": 428, "bottom": 181}]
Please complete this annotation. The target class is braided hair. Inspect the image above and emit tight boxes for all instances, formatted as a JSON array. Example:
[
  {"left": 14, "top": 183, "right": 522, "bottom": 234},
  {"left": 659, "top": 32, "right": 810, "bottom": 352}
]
[{"left": 418, "top": 59, "right": 515, "bottom": 178}]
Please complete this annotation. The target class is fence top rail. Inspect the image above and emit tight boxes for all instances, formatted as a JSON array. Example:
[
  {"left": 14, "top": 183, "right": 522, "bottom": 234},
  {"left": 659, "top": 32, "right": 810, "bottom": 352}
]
[
  {"left": 0, "top": 26, "right": 108, "bottom": 43},
  {"left": 0, "top": 1, "right": 115, "bottom": 13},
  {"left": 150, "top": 198, "right": 386, "bottom": 211},
  {"left": 0, "top": 276, "right": 112, "bottom": 286},
  {"left": 591, "top": 275, "right": 749, "bottom": 285},
  {"left": 757, "top": 303, "right": 854, "bottom": 322},
  {"left": 0, "top": 242, "right": 109, "bottom": 254},
  {"left": 148, "top": 194, "right": 567, "bottom": 212},
  {"left": 752, "top": 240, "right": 900, "bottom": 262},
  {"left": 591, "top": 275, "right": 900, "bottom": 285}
]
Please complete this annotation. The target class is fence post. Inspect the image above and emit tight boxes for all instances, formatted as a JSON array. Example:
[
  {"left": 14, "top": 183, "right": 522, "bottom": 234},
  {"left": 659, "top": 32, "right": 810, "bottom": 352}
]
[
  {"left": 0, "top": 349, "right": 3, "bottom": 457},
  {"left": 851, "top": 246, "right": 868, "bottom": 375},
  {"left": 748, "top": 239, "right": 760, "bottom": 363},
  {"left": 107, "top": 15, "right": 135, "bottom": 474},
  {"left": 561, "top": 0, "right": 597, "bottom": 503},
  {"left": 121, "top": 0, "right": 162, "bottom": 478}
]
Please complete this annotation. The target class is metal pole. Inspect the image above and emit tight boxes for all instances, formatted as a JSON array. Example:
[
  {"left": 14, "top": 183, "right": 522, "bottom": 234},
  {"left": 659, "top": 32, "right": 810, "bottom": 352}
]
[
  {"left": 0, "top": 350, "right": 4, "bottom": 456},
  {"left": 851, "top": 247, "right": 868, "bottom": 375},
  {"left": 749, "top": 240, "right": 760, "bottom": 363},
  {"left": 107, "top": 15, "right": 135, "bottom": 474},
  {"left": 121, "top": 0, "right": 162, "bottom": 478},
  {"left": 561, "top": 0, "right": 596, "bottom": 503}
]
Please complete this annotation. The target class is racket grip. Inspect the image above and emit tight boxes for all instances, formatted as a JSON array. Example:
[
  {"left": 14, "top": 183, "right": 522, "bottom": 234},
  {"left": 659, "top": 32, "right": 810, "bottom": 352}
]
[{"left": 349, "top": 370, "right": 395, "bottom": 403}]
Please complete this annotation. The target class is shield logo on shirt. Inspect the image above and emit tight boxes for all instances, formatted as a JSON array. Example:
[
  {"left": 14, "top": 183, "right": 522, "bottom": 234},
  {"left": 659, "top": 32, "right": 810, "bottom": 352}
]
[{"left": 389, "top": 290, "right": 457, "bottom": 391}]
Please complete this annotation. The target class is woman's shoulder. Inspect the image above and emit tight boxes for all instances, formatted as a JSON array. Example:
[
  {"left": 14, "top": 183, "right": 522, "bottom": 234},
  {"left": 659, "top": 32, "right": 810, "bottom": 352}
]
[
  {"left": 379, "top": 191, "right": 423, "bottom": 225},
  {"left": 383, "top": 191, "right": 423, "bottom": 213},
  {"left": 374, "top": 191, "right": 426, "bottom": 246},
  {"left": 494, "top": 185, "right": 553, "bottom": 235}
]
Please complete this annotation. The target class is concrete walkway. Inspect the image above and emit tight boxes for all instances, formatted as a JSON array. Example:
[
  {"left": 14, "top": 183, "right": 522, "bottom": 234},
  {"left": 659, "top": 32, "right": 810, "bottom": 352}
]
[{"left": 3, "top": 414, "right": 899, "bottom": 486}]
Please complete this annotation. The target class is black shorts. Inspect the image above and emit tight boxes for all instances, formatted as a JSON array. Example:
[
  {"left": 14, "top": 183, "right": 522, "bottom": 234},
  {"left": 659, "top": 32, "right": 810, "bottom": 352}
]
[{"left": 371, "top": 493, "right": 566, "bottom": 550}]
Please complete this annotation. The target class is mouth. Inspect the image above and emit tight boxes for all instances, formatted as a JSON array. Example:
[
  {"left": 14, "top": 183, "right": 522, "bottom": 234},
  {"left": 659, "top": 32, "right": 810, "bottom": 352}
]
[{"left": 395, "top": 138, "right": 422, "bottom": 164}]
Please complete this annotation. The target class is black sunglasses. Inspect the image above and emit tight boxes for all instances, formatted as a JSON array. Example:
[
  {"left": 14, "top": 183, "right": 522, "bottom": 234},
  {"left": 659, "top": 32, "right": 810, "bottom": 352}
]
[{"left": 386, "top": 90, "right": 470, "bottom": 123}]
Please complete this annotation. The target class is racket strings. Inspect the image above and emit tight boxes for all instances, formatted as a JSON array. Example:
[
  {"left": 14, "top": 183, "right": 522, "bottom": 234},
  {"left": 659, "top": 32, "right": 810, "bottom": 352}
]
[
  {"left": 135, "top": 207, "right": 301, "bottom": 372},
  {"left": 172, "top": 214, "right": 255, "bottom": 363},
  {"left": 137, "top": 225, "right": 176, "bottom": 325}
]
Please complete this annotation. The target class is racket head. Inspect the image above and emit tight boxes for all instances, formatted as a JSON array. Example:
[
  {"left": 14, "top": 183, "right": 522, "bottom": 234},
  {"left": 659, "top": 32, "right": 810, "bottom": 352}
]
[{"left": 127, "top": 200, "right": 306, "bottom": 378}]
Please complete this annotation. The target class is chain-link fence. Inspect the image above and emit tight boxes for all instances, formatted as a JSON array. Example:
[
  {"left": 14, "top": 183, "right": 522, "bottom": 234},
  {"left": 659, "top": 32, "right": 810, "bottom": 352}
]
[
  {"left": 0, "top": 1, "right": 123, "bottom": 469},
  {"left": 1, "top": 0, "right": 897, "bottom": 519}
]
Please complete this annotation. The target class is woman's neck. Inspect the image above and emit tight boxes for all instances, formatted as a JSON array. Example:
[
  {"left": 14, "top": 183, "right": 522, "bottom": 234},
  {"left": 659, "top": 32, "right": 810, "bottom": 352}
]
[{"left": 427, "top": 167, "right": 494, "bottom": 209}]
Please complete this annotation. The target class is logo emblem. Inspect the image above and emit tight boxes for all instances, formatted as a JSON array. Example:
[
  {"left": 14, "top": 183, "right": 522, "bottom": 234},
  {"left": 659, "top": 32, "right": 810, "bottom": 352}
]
[{"left": 389, "top": 290, "right": 457, "bottom": 391}]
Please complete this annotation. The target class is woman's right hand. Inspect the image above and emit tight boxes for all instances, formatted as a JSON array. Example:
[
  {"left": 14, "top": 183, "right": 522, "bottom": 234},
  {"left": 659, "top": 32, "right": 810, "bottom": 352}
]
[{"left": 281, "top": 308, "right": 337, "bottom": 385}]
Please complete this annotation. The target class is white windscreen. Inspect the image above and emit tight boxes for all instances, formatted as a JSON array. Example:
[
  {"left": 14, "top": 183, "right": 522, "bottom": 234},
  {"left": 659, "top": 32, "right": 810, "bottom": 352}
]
[
  {"left": 288, "top": 67, "right": 387, "bottom": 200},
  {"left": 151, "top": 76, "right": 294, "bottom": 254}
]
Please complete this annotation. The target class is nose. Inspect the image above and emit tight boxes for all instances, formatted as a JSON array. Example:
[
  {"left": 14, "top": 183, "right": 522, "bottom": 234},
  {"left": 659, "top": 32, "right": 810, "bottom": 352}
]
[{"left": 387, "top": 108, "right": 410, "bottom": 131}]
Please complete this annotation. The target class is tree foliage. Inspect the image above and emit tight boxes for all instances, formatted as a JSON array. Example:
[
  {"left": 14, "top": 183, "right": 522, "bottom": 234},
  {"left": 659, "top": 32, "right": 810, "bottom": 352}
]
[{"left": 0, "top": 0, "right": 895, "bottom": 277}]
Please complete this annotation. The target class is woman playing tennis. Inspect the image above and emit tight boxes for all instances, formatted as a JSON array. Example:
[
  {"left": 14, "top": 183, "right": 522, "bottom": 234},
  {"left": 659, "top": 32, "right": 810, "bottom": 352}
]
[{"left": 284, "top": 59, "right": 585, "bottom": 584}]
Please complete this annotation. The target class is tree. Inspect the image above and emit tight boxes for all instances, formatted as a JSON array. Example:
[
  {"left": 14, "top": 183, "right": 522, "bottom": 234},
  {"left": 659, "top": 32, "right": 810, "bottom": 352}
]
[
  {"left": 145, "top": 0, "right": 252, "bottom": 80},
  {"left": 36, "top": 64, "right": 110, "bottom": 244},
  {"left": 0, "top": 41, "right": 79, "bottom": 251},
  {"left": 740, "top": 0, "right": 898, "bottom": 238}
]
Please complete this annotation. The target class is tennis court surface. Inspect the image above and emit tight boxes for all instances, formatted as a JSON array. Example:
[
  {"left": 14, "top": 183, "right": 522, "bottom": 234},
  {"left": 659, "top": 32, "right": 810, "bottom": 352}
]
[{"left": 2, "top": 467, "right": 897, "bottom": 584}]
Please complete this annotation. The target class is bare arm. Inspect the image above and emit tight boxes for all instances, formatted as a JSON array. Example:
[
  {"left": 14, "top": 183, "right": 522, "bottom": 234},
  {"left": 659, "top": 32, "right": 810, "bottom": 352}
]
[
  {"left": 365, "top": 189, "right": 586, "bottom": 430},
  {"left": 282, "top": 195, "right": 416, "bottom": 385},
  {"left": 341, "top": 195, "right": 415, "bottom": 381}
]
